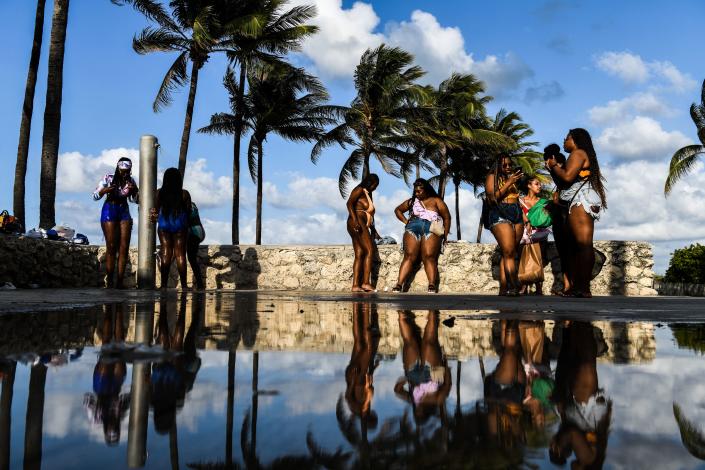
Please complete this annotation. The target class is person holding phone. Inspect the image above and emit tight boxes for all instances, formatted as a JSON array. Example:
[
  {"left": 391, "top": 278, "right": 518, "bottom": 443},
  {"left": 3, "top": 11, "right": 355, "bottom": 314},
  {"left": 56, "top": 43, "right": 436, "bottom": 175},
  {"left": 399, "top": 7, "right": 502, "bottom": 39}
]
[
  {"left": 485, "top": 154, "right": 524, "bottom": 296},
  {"left": 93, "top": 157, "right": 139, "bottom": 288}
]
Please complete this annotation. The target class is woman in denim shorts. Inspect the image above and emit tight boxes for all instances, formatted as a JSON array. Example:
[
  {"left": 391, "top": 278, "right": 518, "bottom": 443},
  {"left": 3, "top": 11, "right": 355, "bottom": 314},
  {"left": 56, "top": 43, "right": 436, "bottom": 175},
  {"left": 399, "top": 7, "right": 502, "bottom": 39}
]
[
  {"left": 392, "top": 179, "right": 451, "bottom": 293},
  {"left": 484, "top": 154, "right": 524, "bottom": 296}
]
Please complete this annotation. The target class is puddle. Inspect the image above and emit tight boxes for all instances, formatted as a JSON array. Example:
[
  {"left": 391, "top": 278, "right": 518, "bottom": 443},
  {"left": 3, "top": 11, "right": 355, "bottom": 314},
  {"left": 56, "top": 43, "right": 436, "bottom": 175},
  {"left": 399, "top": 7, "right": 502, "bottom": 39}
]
[{"left": 1, "top": 293, "right": 705, "bottom": 469}]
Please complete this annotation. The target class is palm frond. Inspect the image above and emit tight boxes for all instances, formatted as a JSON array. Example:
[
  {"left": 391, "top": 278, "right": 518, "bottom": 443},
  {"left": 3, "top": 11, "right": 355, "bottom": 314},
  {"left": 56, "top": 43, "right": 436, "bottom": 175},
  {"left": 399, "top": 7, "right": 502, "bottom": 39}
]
[
  {"left": 338, "top": 151, "right": 363, "bottom": 197},
  {"left": 664, "top": 145, "right": 705, "bottom": 195},
  {"left": 112, "top": 0, "right": 184, "bottom": 35},
  {"left": 247, "top": 135, "right": 261, "bottom": 184},
  {"left": 152, "top": 51, "right": 189, "bottom": 112},
  {"left": 133, "top": 27, "right": 186, "bottom": 54}
]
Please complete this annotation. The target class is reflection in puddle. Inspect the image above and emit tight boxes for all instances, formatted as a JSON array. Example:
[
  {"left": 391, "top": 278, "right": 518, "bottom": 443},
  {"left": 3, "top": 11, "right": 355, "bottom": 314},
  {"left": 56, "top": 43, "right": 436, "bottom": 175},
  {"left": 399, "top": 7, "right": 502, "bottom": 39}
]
[{"left": 0, "top": 294, "right": 704, "bottom": 469}]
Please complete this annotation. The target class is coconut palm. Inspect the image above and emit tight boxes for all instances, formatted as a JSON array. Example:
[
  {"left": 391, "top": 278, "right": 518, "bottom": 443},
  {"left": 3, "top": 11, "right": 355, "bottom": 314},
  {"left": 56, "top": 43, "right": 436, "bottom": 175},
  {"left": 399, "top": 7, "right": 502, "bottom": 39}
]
[
  {"left": 112, "top": 0, "right": 241, "bottom": 175},
  {"left": 665, "top": 79, "right": 705, "bottom": 195},
  {"left": 311, "top": 45, "right": 426, "bottom": 196},
  {"left": 241, "top": 64, "right": 337, "bottom": 244},
  {"left": 38, "top": 0, "right": 70, "bottom": 230},
  {"left": 420, "top": 73, "right": 514, "bottom": 200},
  {"left": 215, "top": 0, "right": 318, "bottom": 244},
  {"left": 14, "top": 0, "right": 46, "bottom": 228}
]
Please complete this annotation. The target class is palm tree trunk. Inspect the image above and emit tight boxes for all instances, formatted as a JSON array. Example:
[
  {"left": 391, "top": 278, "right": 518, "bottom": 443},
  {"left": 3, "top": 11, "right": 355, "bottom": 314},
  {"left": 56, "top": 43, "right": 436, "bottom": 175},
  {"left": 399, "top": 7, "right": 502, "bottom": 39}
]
[
  {"left": 23, "top": 364, "right": 47, "bottom": 470},
  {"left": 225, "top": 351, "right": 236, "bottom": 467},
  {"left": 362, "top": 152, "right": 370, "bottom": 180},
  {"left": 169, "top": 425, "right": 179, "bottom": 470},
  {"left": 231, "top": 64, "right": 247, "bottom": 245},
  {"left": 0, "top": 362, "right": 17, "bottom": 470},
  {"left": 438, "top": 146, "right": 448, "bottom": 199},
  {"left": 255, "top": 140, "right": 263, "bottom": 245},
  {"left": 415, "top": 159, "right": 420, "bottom": 180},
  {"left": 177, "top": 62, "right": 200, "bottom": 176},
  {"left": 38, "top": 0, "right": 69, "bottom": 230},
  {"left": 14, "top": 0, "right": 46, "bottom": 227},
  {"left": 455, "top": 179, "right": 461, "bottom": 240}
]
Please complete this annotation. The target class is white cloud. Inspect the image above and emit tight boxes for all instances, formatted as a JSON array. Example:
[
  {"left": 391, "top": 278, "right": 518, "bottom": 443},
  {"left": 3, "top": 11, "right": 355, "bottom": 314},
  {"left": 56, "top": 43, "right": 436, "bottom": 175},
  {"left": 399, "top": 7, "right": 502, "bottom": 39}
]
[
  {"left": 524, "top": 80, "right": 565, "bottom": 104},
  {"left": 594, "top": 51, "right": 696, "bottom": 92},
  {"left": 57, "top": 149, "right": 231, "bottom": 210},
  {"left": 595, "top": 116, "right": 691, "bottom": 161},
  {"left": 588, "top": 92, "right": 675, "bottom": 126},
  {"left": 294, "top": 3, "right": 532, "bottom": 94},
  {"left": 184, "top": 158, "right": 232, "bottom": 208},
  {"left": 651, "top": 60, "right": 698, "bottom": 92},
  {"left": 595, "top": 51, "right": 650, "bottom": 83},
  {"left": 57, "top": 148, "right": 140, "bottom": 194},
  {"left": 290, "top": 0, "right": 384, "bottom": 77},
  {"left": 595, "top": 159, "right": 705, "bottom": 273}
]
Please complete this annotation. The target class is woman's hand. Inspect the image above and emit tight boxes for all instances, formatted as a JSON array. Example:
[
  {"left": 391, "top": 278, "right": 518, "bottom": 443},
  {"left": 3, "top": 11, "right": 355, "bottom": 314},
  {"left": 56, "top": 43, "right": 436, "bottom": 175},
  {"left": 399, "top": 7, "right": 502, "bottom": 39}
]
[
  {"left": 100, "top": 185, "right": 115, "bottom": 196},
  {"left": 508, "top": 170, "right": 523, "bottom": 185},
  {"left": 545, "top": 156, "right": 557, "bottom": 171}
]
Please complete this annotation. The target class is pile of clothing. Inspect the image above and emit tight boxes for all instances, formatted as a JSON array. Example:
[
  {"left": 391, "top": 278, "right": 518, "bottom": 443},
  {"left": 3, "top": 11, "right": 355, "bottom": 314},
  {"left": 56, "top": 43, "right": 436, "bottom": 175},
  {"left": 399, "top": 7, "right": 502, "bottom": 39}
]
[{"left": 26, "top": 225, "right": 89, "bottom": 245}]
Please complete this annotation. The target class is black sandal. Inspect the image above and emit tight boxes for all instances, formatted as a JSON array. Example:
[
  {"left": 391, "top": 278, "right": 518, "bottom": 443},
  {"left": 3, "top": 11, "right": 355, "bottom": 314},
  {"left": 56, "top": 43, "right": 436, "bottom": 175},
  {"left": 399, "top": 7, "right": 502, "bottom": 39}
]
[
  {"left": 428, "top": 284, "right": 438, "bottom": 293},
  {"left": 391, "top": 284, "right": 403, "bottom": 292}
]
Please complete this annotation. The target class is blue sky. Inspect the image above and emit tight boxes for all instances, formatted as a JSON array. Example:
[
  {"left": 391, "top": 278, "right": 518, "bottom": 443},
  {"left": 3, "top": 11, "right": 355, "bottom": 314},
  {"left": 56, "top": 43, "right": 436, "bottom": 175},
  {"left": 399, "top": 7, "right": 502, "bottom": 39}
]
[{"left": 1, "top": 0, "right": 704, "bottom": 273}]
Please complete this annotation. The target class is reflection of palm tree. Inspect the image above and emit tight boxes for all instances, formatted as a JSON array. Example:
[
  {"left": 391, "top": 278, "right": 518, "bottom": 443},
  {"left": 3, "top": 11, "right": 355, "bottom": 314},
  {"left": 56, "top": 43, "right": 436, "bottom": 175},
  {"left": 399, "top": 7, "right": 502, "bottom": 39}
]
[
  {"left": 23, "top": 363, "right": 48, "bottom": 470},
  {"left": 1, "top": 360, "right": 17, "bottom": 469},
  {"left": 673, "top": 402, "right": 705, "bottom": 460}
]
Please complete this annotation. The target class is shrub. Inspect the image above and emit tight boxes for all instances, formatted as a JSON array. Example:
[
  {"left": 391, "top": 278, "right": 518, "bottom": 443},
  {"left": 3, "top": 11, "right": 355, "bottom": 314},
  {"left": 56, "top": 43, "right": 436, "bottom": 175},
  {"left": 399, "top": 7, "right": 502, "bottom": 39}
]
[{"left": 664, "top": 244, "right": 705, "bottom": 284}]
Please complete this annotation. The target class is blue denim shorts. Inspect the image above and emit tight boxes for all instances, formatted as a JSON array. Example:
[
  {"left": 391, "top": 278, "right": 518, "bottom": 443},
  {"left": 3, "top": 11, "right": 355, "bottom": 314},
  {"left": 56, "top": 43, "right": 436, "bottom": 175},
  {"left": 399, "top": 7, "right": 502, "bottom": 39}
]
[
  {"left": 100, "top": 202, "right": 132, "bottom": 223},
  {"left": 485, "top": 202, "right": 522, "bottom": 229},
  {"left": 158, "top": 212, "right": 188, "bottom": 233},
  {"left": 405, "top": 217, "right": 432, "bottom": 240}
]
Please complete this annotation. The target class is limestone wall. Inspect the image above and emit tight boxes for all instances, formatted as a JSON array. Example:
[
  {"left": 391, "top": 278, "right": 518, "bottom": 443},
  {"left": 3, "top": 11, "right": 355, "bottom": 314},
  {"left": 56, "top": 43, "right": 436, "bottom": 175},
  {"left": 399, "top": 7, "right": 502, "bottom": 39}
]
[{"left": 0, "top": 234, "right": 657, "bottom": 295}]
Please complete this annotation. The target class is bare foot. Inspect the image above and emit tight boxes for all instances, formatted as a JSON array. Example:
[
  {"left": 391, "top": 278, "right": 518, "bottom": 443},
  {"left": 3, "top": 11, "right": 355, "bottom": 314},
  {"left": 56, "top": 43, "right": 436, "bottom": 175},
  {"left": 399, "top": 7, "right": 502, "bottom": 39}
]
[
  {"left": 361, "top": 284, "right": 376, "bottom": 292},
  {"left": 352, "top": 286, "right": 365, "bottom": 292}
]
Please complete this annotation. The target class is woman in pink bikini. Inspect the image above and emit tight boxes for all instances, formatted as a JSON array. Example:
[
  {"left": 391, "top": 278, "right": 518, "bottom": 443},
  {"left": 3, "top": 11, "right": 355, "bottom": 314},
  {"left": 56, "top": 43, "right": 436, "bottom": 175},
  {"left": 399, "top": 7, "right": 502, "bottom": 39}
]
[
  {"left": 346, "top": 174, "right": 382, "bottom": 292},
  {"left": 392, "top": 178, "right": 451, "bottom": 293}
]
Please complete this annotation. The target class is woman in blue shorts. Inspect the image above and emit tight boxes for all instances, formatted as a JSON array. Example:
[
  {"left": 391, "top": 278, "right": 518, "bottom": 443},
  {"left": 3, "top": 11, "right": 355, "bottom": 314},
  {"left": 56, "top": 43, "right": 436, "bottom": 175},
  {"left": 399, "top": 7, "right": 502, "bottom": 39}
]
[
  {"left": 150, "top": 168, "right": 191, "bottom": 289},
  {"left": 93, "top": 157, "right": 139, "bottom": 288}
]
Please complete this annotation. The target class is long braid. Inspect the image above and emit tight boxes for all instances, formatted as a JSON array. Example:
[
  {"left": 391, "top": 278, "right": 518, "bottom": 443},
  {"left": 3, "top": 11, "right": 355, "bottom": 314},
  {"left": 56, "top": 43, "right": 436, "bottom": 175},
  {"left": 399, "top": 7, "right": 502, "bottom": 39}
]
[{"left": 570, "top": 128, "right": 607, "bottom": 209}]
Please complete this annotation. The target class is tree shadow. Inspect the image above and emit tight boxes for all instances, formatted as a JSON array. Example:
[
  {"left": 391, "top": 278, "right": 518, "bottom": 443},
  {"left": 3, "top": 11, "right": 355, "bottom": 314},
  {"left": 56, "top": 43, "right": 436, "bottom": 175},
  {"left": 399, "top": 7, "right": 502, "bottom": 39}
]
[{"left": 236, "top": 248, "right": 261, "bottom": 290}]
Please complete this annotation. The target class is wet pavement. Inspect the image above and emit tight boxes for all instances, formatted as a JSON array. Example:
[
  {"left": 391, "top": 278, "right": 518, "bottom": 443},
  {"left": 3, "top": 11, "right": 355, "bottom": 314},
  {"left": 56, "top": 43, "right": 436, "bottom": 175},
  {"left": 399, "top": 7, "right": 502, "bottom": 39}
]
[{"left": 1, "top": 292, "right": 705, "bottom": 468}]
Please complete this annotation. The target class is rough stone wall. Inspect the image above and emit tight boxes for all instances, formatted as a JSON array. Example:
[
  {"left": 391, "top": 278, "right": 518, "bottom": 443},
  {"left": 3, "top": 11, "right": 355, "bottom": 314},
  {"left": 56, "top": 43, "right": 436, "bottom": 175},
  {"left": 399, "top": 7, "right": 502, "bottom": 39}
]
[
  {"left": 0, "top": 296, "right": 656, "bottom": 364},
  {"left": 0, "top": 234, "right": 657, "bottom": 295}
]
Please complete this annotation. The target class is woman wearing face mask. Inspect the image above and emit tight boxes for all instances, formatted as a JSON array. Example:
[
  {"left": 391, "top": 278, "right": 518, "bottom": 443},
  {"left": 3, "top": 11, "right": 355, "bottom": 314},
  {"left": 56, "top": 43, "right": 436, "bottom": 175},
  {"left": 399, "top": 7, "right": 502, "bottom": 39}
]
[{"left": 93, "top": 157, "right": 139, "bottom": 288}]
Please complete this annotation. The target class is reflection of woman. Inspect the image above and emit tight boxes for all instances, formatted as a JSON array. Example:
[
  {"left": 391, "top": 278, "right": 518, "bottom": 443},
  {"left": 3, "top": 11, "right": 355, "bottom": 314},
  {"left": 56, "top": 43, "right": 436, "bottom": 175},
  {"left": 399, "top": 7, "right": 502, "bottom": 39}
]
[
  {"left": 93, "top": 157, "right": 139, "bottom": 288},
  {"left": 151, "top": 294, "right": 203, "bottom": 436},
  {"left": 83, "top": 304, "right": 130, "bottom": 445},
  {"left": 392, "top": 179, "right": 451, "bottom": 293},
  {"left": 150, "top": 168, "right": 192, "bottom": 289},
  {"left": 485, "top": 155, "right": 524, "bottom": 296},
  {"left": 550, "top": 321, "right": 612, "bottom": 469},
  {"left": 346, "top": 174, "right": 381, "bottom": 292},
  {"left": 546, "top": 129, "right": 607, "bottom": 298},
  {"left": 344, "top": 303, "right": 380, "bottom": 440},
  {"left": 394, "top": 310, "right": 451, "bottom": 423}
]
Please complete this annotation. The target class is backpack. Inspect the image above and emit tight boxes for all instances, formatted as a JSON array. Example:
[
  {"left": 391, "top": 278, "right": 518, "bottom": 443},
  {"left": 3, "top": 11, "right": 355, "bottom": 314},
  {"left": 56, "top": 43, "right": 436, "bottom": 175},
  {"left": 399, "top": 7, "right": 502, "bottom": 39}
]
[{"left": 0, "top": 210, "right": 23, "bottom": 234}]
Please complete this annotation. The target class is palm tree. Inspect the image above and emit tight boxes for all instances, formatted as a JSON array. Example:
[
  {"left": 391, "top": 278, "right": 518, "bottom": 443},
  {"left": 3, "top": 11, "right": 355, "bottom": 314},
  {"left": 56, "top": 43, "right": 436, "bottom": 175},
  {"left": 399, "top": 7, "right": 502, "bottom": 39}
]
[
  {"left": 421, "top": 73, "right": 510, "bottom": 200},
  {"left": 216, "top": 0, "right": 318, "bottom": 244},
  {"left": 0, "top": 362, "right": 17, "bottom": 470},
  {"left": 112, "top": 0, "right": 238, "bottom": 175},
  {"left": 14, "top": 0, "right": 46, "bottom": 228},
  {"left": 311, "top": 45, "right": 426, "bottom": 196},
  {"left": 665, "top": 79, "right": 705, "bottom": 195},
  {"left": 241, "top": 64, "right": 336, "bottom": 244},
  {"left": 38, "top": 0, "right": 70, "bottom": 230}
]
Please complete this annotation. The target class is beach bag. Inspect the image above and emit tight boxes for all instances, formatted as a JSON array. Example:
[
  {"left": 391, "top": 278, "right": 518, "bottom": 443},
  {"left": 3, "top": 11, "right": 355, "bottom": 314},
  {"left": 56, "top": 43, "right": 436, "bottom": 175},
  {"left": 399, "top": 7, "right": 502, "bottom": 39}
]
[
  {"left": 419, "top": 200, "right": 445, "bottom": 237},
  {"left": 72, "top": 233, "right": 89, "bottom": 245},
  {"left": 527, "top": 199, "right": 552, "bottom": 228},
  {"left": 519, "top": 242, "right": 544, "bottom": 284}
]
